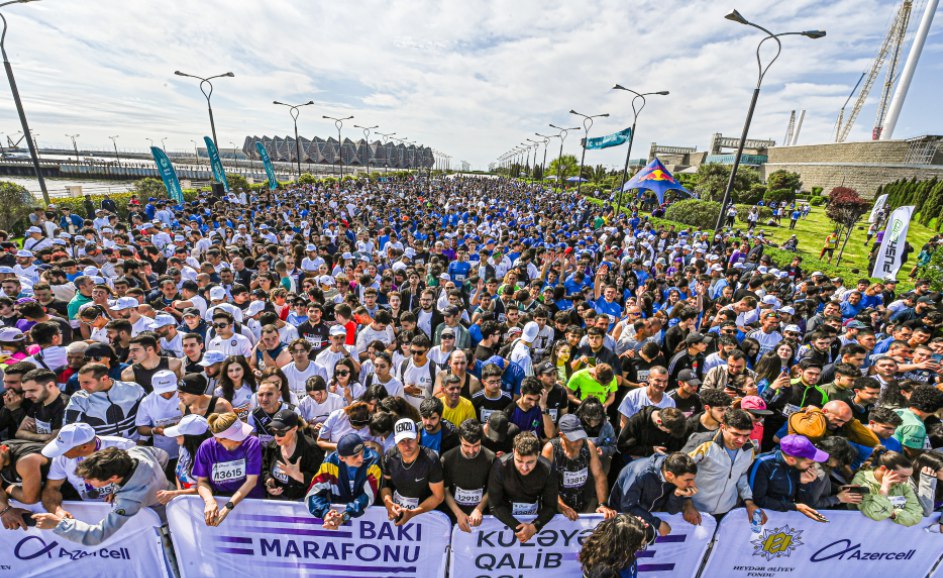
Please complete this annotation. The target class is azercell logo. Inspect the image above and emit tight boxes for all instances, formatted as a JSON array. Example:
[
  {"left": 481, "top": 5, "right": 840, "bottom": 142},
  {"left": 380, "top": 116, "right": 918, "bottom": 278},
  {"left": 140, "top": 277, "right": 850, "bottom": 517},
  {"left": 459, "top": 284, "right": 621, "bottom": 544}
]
[
  {"left": 14, "top": 536, "right": 57, "bottom": 560},
  {"left": 13, "top": 535, "right": 133, "bottom": 562},
  {"left": 810, "top": 539, "right": 916, "bottom": 562}
]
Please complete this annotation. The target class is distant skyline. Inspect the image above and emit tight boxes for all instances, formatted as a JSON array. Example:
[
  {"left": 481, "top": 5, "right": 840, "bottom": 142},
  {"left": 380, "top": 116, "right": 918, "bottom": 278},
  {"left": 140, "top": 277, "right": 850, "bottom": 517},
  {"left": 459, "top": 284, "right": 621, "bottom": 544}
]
[{"left": 0, "top": 0, "right": 940, "bottom": 170}]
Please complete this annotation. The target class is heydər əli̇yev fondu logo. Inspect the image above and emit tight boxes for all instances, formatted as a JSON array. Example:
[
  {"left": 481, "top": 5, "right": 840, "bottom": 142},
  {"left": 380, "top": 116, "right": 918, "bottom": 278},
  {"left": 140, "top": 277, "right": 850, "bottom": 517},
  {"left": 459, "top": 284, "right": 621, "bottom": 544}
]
[{"left": 752, "top": 525, "right": 803, "bottom": 561}]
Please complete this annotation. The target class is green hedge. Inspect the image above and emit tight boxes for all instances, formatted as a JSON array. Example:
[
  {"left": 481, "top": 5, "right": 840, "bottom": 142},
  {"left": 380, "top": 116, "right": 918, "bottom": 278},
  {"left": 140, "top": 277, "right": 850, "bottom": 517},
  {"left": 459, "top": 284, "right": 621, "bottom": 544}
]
[
  {"left": 50, "top": 190, "right": 200, "bottom": 219},
  {"left": 809, "top": 195, "right": 825, "bottom": 206},
  {"left": 664, "top": 199, "right": 773, "bottom": 229},
  {"left": 763, "top": 188, "right": 795, "bottom": 204}
]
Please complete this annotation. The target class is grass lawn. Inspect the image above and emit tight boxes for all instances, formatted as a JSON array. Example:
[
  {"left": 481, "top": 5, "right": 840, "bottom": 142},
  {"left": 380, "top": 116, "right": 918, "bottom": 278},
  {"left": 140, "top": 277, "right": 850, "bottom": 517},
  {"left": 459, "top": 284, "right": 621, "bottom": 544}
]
[{"left": 587, "top": 196, "right": 935, "bottom": 288}]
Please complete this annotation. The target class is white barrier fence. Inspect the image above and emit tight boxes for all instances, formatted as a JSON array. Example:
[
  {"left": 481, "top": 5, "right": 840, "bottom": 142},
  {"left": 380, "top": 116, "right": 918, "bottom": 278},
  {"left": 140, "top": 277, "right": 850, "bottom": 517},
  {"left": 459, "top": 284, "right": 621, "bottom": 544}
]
[
  {"left": 0, "top": 501, "right": 168, "bottom": 578},
  {"left": 7, "top": 499, "right": 943, "bottom": 578}
]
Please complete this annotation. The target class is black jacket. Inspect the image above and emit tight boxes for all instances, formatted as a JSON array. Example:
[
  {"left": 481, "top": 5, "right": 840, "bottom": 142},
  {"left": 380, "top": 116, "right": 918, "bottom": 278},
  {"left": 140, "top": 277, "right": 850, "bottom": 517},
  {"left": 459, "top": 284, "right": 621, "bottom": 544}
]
[
  {"left": 609, "top": 454, "right": 689, "bottom": 529},
  {"left": 617, "top": 406, "right": 687, "bottom": 458}
]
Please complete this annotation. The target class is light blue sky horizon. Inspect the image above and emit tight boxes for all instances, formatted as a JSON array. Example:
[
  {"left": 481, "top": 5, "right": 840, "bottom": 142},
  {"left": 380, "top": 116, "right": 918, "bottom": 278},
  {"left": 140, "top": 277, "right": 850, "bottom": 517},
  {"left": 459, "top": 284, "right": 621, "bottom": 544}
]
[{"left": 0, "top": 0, "right": 940, "bottom": 170}]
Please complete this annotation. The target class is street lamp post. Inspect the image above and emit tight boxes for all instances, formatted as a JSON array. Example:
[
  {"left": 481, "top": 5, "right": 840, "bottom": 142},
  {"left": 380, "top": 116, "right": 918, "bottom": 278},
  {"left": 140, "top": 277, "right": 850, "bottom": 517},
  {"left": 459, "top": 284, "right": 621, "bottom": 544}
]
[
  {"left": 190, "top": 139, "right": 201, "bottom": 168},
  {"left": 611, "top": 86, "right": 669, "bottom": 216},
  {"left": 375, "top": 131, "right": 395, "bottom": 173},
  {"left": 229, "top": 141, "right": 237, "bottom": 164},
  {"left": 713, "top": 10, "right": 825, "bottom": 234},
  {"left": 274, "top": 100, "right": 315, "bottom": 180},
  {"left": 1, "top": 0, "right": 48, "bottom": 203},
  {"left": 354, "top": 124, "right": 378, "bottom": 173},
  {"left": 161, "top": 138, "right": 168, "bottom": 151},
  {"left": 174, "top": 69, "right": 234, "bottom": 151},
  {"left": 323, "top": 115, "right": 354, "bottom": 178},
  {"left": 65, "top": 133, "right": 80, "bottom": 161},
  {"left": 535, "top": 133, "right": 554, "bottom": 181},
  {"left": 526, "top": 138, "right": 542, "bottom": 179},
  {"left": 569, "top": 110, "right": 609, "bottom": 195},
  {"left": 108, "top": 135, "right": 120, "bottom": 168},
  {"left": 548, "top": 124, "right": 580, "bottom": 188}
]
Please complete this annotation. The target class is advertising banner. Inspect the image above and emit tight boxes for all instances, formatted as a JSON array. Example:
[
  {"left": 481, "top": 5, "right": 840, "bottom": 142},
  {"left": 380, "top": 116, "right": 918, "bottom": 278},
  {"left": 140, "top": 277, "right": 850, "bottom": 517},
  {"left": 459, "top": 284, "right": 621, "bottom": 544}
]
[
  {"left": 701, "top": 507, "right": 943, "bottom": 578},
  {"left": 256, "top": 141, "right": 278, "bottom": 190},
  {"left": 868, "top": 193, "right": 888, "bottom": 223},
  {"left": 0, "top": 500, "right": 168, "bottom": 578},
  {"left": 871, "top": 205, "right": 914, "bottom": 278},
  {"left": 149, "top": 146, "right": 184, "bottom": 204},
  {"left": 204, "top": 136, "right": 230, "bottom": 192},
  {"left": 448, "top": 512, "right": 714, "bottom": 578},
  {"left": 167, "top": 497, "right": 451, "bottom": 578},
  {"left": 581, "top": 127, "right": 632, "bottom": 150}
]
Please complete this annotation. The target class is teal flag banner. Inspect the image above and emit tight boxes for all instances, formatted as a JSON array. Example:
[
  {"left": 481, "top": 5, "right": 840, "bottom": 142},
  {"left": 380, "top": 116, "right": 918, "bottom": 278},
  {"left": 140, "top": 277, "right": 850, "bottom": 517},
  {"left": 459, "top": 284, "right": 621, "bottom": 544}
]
[
  {"left": 204, "top": 136, "right": 230, "bottom": 192},
  {"left": 256, "top": 141, "right": 278, "bottom": 190},
  {"left": 582, "top": 127, "right": 632, "bottom": 150},
  {"left": 149, "top": 146, "right": 184, "bottom": 203}
]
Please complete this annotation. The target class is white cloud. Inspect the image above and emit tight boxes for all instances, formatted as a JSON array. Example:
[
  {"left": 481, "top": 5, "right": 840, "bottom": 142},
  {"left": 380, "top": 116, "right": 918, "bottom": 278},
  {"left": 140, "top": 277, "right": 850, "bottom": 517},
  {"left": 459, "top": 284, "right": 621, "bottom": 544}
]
[{"left": 0, "top": 0, "right": 938, "bottom": 169}]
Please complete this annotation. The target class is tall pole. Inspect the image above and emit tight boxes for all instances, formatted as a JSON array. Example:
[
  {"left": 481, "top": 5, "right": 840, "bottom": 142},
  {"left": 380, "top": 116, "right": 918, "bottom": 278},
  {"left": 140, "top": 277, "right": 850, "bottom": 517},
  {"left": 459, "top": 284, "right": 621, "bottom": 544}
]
[
  {"left": 354, "top": 124, "right": 378, "bottom": 173},
  {"left": 549, "top": 124, "right": 579, "bottom": 189},
  {"left": 526, "top": 138, "right": 541, "bottom": 179},
  {"left": 611, "top": 86, "right": 669, "bottom": 215},
  {"left": 1, "top": 0, "right": 49, "bottom": 204},
  {"left": 274, "top": 100, "right": 315, "bottom": 180},
  {"left": 174, "top": 69, "right": 235, "bottom": 151},
  {"left": 65, "top": 133, "right": 80, "bottom": 161},
  {"left": 569, "top": 110, "right": 609, "bottom": 195},
  {"left": 190, "top": 139, "right": 200, "bottom": 167},
  {"left": 324, "top": 115, "right": 354, "bottom": 178},
  {"left": 375, "top": 131, "right": 395, "bottom": 173},
  {"left": 535, "top": 133, "right": 554, "bottom": 181},
  {"left": 712, "top": 10, "right": 825, "bottom": 235},
  {"left": 880, "top": 0, "right": 938, "bottom": 140},
  {"left": 109, "top": 135, "right": 121, "bottom": 168}
]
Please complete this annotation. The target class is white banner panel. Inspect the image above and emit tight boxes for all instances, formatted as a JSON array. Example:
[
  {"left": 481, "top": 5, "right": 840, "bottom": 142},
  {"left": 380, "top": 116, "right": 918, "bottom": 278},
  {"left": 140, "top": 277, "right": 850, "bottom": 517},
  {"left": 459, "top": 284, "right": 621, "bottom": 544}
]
[
  {"left": 871, "top": 205, "right": 914, "bottom": 278},
  {"left": 868, "top": 193, "right": 888, "bottom": 223},
  {"left": 0, "top": 500, "right": 168, "bottom": 578},
  {"left": 702, "top": 507, "right": 943, "bottom": 578},
  {"left": 448, "top": 512, "right": 715, "bottom": 578},
  {"left": 166, "top": 497, "right": 450, "bottom": 578}
]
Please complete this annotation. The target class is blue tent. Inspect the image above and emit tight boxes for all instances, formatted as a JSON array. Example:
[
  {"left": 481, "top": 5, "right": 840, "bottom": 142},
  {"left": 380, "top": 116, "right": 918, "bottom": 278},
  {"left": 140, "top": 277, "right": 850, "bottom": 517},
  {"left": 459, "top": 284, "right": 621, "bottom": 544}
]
[
  {"left": 622, "top": 157, "right": 694, "bottom": 204},
  {"left": 566, "top": 176, "right": 588, "bottom": 183}
]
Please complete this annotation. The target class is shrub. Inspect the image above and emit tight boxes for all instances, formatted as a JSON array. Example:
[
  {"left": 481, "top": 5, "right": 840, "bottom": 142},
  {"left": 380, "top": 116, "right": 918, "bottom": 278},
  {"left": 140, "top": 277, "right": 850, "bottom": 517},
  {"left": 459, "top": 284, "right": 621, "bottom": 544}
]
[
  {"left": 226, "top": 174, "right": 250, "bottom": 191},
  {"left": 809, "top": 195, "right": 825, "bottom": 206},
  {"left": 665, "top": 199, "right": 722, "bottom": 229},
  {"left": 735, "top": 183, "right": 766, "bottom": 205},
  {"left": 763, "top": 188, "right": 795, "bottom": 204},
  {"left": 811, "top": 186, "right": 824, "bottom": 195},
  {"left": 0, "top": 181, "right": 33, "bottom": 234}
]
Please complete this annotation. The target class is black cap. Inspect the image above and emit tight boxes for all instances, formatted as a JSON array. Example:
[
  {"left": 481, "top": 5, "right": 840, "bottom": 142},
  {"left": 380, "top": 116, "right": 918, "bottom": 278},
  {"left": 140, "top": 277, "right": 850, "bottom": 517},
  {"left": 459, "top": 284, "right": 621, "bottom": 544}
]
[
  {"left": 684, "top": 332, "right": 712, "bottom": 345},
  {"left": 536, "top": 361, "right": 556, "bottom": 375},
  {"left": 179, "top": 373, "right": 208, "bottom": 395},
  {"left": 84, "top": 342, "right": 116, "bottom": 361},
  {"left": 269, "top": 409, "right": 299, "bottom": 431},
  {"left": 484, "top": 412, "right": 510, "bottom": 442}
]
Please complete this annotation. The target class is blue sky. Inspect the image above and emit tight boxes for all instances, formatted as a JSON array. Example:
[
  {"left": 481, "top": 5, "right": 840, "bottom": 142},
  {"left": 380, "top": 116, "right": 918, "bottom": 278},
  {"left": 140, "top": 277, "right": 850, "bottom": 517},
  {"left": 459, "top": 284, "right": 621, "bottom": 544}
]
[{"left": 0, "top": 0, "right": 940, "bottom": 170}]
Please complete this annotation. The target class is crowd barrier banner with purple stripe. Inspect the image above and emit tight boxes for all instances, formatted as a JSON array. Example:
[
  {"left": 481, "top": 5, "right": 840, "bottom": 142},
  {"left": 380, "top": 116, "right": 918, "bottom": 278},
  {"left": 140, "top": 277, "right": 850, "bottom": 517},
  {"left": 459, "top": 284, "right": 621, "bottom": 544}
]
[
  {"left": 166, "top": 496, "right": 451, "bottom": 578},
  {"left": 0, "top": 501, "right": 168, "bottom": 578},
  {"left": 448, "top": 512, "right": 715, "bottom": 578},
  {"left": 702, "top": 508, "right": 943, "bottom": 578}
]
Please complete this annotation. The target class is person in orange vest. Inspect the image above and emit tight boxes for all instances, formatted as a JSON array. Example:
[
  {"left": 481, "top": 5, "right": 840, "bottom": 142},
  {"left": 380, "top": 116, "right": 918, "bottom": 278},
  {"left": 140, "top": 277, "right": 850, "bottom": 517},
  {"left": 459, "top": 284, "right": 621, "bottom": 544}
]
[{"left": 820, "top": 232, "right": 839, "bottom": 263}]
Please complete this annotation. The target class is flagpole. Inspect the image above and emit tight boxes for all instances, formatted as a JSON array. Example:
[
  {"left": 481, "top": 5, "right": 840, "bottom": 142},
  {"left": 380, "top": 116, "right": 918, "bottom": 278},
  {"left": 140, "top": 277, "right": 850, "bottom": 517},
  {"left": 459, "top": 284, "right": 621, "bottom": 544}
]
[{"left": 612, "top": 87, "right": 669, "bottom": 218}]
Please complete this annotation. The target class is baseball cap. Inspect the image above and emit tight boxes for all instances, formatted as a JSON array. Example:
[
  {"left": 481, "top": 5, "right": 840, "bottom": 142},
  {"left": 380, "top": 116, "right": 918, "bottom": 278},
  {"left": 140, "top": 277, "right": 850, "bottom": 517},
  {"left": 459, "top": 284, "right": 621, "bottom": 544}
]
[
  {"left": 521, "top": 321, "right": 540, "bottom": 342},
  {"left": 684, "top": 332, "right": 712, "bottom": 345},
  {"left": 319, "top": 275, "right": 335, "bottom": 286},
  {"left": 329, "top": 325, "right": 347, "bottom": 337},
  {"left": 42, "top": 423, "right": 96, "bottom": 458},
  {"left": 198, "top": 350, "right": 227, "bottom": 367},
  {"left": 846, "top": 320, "right": 868, "bottom": 329},
  {"left": 441, "top": 327, "right": 455, "bottom": 337},
  {"left": 0, "top": 327, "right": 25, "bottom": 342},
  {"left": 740, "top": 396, "right": 773, "bottom": 416},
  {"left": 269, "top": 409, "right": 299, "bottom": 431},
  {"left": 246, "top": 301, "right": 266, "bottom": 317},
  {"left": 151, "top": 369, "right": 178, "bottom": 394},
  {"left": 677, "top": 369, "right": 702, "bottom": 386},
  {"left": 536, "top": 361, "right": 556, "bottom": 375},
  {"left": 182, "top": 307, "right": 201, "bottom": 318},
  {"left": 393, "top": 419, "right": 418, "bottom": 444},
  {"left": 26, "top": 226, "right": 41, "bottom": 234},
  {"left": 209, "top": 286, "right": 227, "bottom": 301},
  {"left": 164, "top": 414, "right": 209, "bottom": 437},
  {"left": 178, "top": 373, "right": 209, "bottom": 395},
  {"left": 109, "top": 296, "right": 138, "bottom": 311},
  {"left": 780, "top": 434, "right": 829, "bottom": 462},
  {"left": 151, "top": 314, "right": 177, "bottom": 329},
  {"left": 558, "top": 414, "right": 587, "bottom": 441},
  {"left": 337, "top": 433, "right": 365, "bottom": 457},
  {"left": 810, "top": 271, "right": 824, "bottom": 278},
  {"left": 783, "top": 324, "right": 802, "bottom": 334},
  {"left": 484, "top": 412, "right": 510, "bottom": 443}
]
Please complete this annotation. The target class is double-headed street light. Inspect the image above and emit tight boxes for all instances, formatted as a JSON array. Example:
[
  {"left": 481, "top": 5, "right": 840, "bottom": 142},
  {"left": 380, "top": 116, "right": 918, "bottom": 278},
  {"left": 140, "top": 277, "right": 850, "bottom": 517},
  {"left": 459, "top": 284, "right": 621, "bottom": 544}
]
[
  {"left": 611, "top": 86, "right": 669, "bottom": 215},
  {"left": 108, "top": 135, "right": 120, "bottom": 168},
  {"left": 65, "top": 133, "right": 80, "bottom": 161},
  {"left": 534, "top": 133, "right": 555, "bottom": 181},
  {"left": 526, "top": 138, "right": 542, "bottom": 178},
  {"left": 569, "top": 110, "right": 609, "bottom": 195},
  {"left": 274, "top": 100, "right": 315, "bottom": 180},
  {"left": 713, "top": 10, "right": 825, "bottom": 234},
  {"left": 323, "top": 115, "right": 354, "bottom": 177},
  {"left": 1, "top": 0, "right": 48, "bottom": 203},
  {"left": 548, "top": 123, "right": 580, "bottom": 187},
  {"left": 354, "top": 124, "right": 378, "bottom": 172},
  {"left": 174, "top": 69, "right": 234, "bottom": 151}
]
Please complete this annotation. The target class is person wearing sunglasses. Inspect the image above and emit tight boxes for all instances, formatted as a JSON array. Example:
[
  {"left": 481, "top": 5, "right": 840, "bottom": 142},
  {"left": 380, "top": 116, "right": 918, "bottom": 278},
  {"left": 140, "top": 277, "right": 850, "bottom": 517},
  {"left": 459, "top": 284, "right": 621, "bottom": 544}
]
[
  {"left": 262, "top": 409, "right": 323, "bottom": 501},
  {"left": 249, "top": 372, "right": 301, "bottom": 446},
  {"left": 206, "top": 311, "right": 253, "bottom": 359}
]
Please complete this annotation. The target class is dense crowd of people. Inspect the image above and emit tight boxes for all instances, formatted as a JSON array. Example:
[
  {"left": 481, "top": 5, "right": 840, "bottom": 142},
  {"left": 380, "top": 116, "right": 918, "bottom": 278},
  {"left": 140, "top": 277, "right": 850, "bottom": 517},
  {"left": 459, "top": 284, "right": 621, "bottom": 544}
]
[{"left": 0, "top": 176, "right": 942, "bottom": 578}]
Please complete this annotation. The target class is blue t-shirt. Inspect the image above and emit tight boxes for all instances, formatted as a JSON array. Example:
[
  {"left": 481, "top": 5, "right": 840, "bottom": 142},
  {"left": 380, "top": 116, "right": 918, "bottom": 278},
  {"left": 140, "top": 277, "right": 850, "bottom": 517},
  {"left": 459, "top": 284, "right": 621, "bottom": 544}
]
[{"left": 420, "top": 428, "right": 443, "bottom": 455}]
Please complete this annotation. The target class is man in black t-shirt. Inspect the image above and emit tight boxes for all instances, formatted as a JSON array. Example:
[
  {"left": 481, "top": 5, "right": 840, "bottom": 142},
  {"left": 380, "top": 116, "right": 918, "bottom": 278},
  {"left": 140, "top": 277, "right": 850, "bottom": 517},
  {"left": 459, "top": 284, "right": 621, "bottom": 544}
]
[
  {"left": 535, "top": 361, "right": 568, "bottom": 425},
  {"left": 297, "top": 303, "right": 330, "bottom": 355},
  {"left": 669, "top": 369, "right": 703, "bottom": 418},
  {"left": 441, "top": 419, "right": 495, "bottom": 532},
  {"left": 18, "top": 368, "right": 68, "bottom": 442},
  {"left": 380, "top": 419, "right": 445, "bottom": 526},
  {"left": 473, "top": 365, "right": 513, "bottom": 425},
  {"left": 487, "top": 431, "right": 558, "bottom": 544}
]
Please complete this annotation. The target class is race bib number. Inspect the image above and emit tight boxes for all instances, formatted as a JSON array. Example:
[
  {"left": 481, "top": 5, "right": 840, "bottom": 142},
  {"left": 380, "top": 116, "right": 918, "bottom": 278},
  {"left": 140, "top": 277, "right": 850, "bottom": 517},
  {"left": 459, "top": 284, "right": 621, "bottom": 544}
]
[
  {"left": 562, "top": 468, "right": 589, "bottom": 489},
  {"left": 234, "top": 404, "right": 251, "bottom": 421},
  {"left": 889, "top": 495, "right": 907, "bottom": 508},
  {"left": 636, "top": 369, "right": 650, "bottom": 383},
  {"left": 212, "top": 459, "right": 247, "bottom": 483},
  {"left": 35, "top": 419, "right": 52, "bottom": 435},
  {"left": 548, "top": 408, "right": 559, "bottom": 423},
  {"left": 393, "top": 491, "right": 420, "bottom": 510},
  {"left": 479, "top": 408, "right": 494, "bottom": 425},
  {"left": 82, "top": 482, "right": 117, "bottom": 501},
  {"left": 271, "top": 461, "right": 290, "bottom": 484},
  {"left": 156, "top": 416, "right": 181, "bottom": 428},
  {"left": 782, "top": 404, "right": 801, "bottom": 417},
  {"left": 454, "top": 487, "right": 483, "bottom": 507},
  {"left": 512, "top": 501, "right": 538, "bottom": 516}
]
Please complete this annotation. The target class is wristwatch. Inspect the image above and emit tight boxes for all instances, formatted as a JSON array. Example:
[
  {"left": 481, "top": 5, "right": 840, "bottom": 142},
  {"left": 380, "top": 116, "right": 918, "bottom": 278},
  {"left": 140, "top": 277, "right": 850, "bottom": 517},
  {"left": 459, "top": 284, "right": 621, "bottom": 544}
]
[
  {"left": 224, "top": 501, "right": 236, "bottom": 511},
  {"left": 541, "top": 408, "right": 550, "bottom": 415}
]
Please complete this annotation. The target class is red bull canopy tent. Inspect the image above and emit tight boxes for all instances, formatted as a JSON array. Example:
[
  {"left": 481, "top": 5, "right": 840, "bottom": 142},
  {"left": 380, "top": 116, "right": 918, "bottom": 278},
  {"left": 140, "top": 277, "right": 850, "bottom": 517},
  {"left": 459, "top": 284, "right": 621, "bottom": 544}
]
[{"left": 621, "top": 157, "right": 694, "bottom": 204}]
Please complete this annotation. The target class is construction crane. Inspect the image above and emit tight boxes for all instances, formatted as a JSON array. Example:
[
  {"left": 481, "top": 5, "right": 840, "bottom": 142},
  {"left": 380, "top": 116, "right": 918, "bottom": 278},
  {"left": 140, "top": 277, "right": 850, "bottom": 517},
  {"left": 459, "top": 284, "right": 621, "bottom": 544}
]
[{"left": 834, "top": 0, "right": 913, "bottom": 142}]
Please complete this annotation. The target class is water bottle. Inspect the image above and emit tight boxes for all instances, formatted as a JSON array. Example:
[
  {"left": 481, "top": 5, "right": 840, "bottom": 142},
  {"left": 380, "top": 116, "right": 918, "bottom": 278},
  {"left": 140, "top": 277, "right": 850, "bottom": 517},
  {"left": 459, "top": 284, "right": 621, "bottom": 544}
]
[{"left": 750, "top": 510, "right": 764, "bottom": 534}]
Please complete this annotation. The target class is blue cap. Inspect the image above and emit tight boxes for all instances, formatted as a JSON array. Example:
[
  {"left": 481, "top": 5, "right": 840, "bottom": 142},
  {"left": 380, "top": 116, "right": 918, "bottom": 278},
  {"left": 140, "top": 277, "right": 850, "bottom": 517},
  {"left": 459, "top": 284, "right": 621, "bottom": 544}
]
[{"left": 337, "top": 433, "right": 365, "bottom": 457}]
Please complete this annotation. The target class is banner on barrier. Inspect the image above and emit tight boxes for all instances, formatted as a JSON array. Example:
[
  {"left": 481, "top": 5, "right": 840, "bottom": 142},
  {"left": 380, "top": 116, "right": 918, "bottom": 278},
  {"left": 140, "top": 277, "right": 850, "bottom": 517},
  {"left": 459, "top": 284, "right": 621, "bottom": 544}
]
[
  {"left": 167, "top": 497, "right": 451, "bottom": 578},
  {"left": 702, "top": 507, "right": 943, "bottom": 578},
  {"left": 0, "top": 501, "right": 168, "bottom": 578},
  {"left": 448, "top": 512, "right": 715, "bottom": 578}
]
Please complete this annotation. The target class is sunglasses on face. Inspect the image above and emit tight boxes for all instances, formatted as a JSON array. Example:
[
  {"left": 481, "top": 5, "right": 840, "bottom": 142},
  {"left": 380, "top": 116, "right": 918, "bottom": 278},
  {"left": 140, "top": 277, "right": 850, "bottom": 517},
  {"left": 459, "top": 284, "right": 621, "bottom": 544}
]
[
  {"left": 213, "top": 323, "right": 229, "bottom": 329},
  {"left": 335, "top": 370, "right": 350, "bottom": 376}
]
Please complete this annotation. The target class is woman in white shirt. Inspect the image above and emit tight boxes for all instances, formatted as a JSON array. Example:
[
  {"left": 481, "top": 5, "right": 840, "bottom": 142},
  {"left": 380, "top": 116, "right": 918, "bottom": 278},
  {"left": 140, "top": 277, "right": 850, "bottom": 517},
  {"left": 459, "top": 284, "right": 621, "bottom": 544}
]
[{"left": 214, "top": 356, "right": 256, "bottom": 422}]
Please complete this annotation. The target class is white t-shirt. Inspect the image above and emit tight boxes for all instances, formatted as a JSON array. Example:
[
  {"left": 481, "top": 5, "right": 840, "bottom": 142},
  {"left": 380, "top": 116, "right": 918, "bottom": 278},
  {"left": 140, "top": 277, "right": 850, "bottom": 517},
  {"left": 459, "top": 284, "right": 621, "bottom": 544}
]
[
  {"left": 314, "top": 346, "right": 355, "bottom": 381},
  {"left": 400, "top": 358, "right": 437, "bottom": 409},
  {"left": 618, "top": 387, "right": 676, "bottom": 419},
  {"left": 135, "top": 392, "right": 183, "bottom": 458},
  {"left": 215, "top": 384, "right": 254, "bottom": 422},
  {"left": 282, "top": 361, "right": 329, "bottom": 397},
  {"left": 207, "top": 333, "right": 253, "bottom": 358},
  {"left": 47, "top": 436, "right": 136, "bottom": 500},
  {"left": 298, "top": 392, "right": 346, "bottom": 425}
]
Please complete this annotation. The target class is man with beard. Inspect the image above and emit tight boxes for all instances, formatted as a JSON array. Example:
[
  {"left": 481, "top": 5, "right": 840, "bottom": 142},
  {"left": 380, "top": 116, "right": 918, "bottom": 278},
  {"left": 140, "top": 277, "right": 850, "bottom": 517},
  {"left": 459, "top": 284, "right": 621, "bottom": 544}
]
[{"left": 441, "top": 419, "right": 495, "bottom": 532}]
